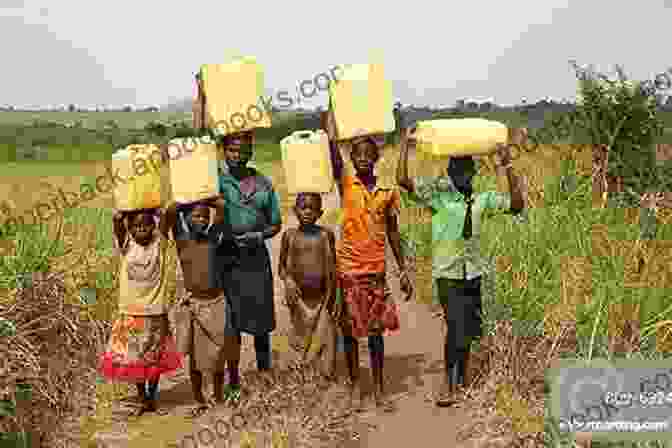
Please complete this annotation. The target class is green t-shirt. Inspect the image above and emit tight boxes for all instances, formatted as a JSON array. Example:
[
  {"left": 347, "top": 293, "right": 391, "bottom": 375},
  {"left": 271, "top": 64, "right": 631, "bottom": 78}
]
[{"left": 412, "top": 175, "right": 512, "bottom": 280}]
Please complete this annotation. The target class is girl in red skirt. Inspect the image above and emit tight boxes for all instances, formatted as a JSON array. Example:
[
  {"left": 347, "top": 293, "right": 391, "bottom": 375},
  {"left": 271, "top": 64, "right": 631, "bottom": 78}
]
[
  {"left": 323, "top": 104, "right": 412, "bottom": 409},
  {"left": 98, "top": 208, "right": 183, "bottom": 415}
]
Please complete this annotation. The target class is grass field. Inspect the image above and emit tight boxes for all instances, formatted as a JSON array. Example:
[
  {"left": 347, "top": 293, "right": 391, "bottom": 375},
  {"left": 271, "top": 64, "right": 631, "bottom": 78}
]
[{"left": 0, "top": 111, "right": 191, "bottom": 128}]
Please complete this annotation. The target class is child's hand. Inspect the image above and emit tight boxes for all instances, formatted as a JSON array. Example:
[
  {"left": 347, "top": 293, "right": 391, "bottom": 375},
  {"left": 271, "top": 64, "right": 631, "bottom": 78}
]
[
  {"left": 284, "top": 278, "right": 300, "bottom": 307},
  {"left": 235, "top": 231, "right": 263, "bottom": 248},
  {"left": 495, "top": 143, "right": 513, "bottom": 167},
  {"left": 400, "top": 271, "right": 413, "bottom": 302},
  {"left": 329, "top": 289, "right": 344, "bottom": 322},
  {"left": 330, "top": 299, "right": 344, "bottom": 322},
  {"left": 113, "top": 211, "right": 126, "bottom": 228}
]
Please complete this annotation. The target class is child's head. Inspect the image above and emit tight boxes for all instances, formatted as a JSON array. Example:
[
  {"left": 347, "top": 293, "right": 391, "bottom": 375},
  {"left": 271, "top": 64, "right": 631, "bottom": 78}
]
[
  {"left": 350, "top": 136, "right": 382, "bottom": 176},
  {"left": 189, "top": 203, "right": 211, "bottom": 226},
  {"left": 181, "top": 202, "right": 212, "bottom": 239},
  {"left": 294, "top": 193, "right": 323, "bottom": 226},
  {"left": 446, "top": 156, "right": 477, "bottom": 195},
  {"left": 126, "top": 210, "right": 157, "bottom": 246},
  {"left": 217, "top": 132, "right": 254, "bottom": 169}
]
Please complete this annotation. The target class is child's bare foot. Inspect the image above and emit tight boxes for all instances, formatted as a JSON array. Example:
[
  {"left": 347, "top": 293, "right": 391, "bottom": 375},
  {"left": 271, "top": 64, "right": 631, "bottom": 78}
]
[
  {"left": 347, "top": 381, "right": 363, "bottom": 412},
  {"left": 188, "top": 401, "right": 211, "bottom": 418},
  {"left": 435, "top": 382, "right": 457, "bottom": 407},
  {"left": 124, "top": 383, "right": 145, "bottom": 403},
  {"left": 134, "top": 399, "right": 157, "bottom": 416},
  {"left": 373, "top": 386, "right": 395, "bottom": 412}
]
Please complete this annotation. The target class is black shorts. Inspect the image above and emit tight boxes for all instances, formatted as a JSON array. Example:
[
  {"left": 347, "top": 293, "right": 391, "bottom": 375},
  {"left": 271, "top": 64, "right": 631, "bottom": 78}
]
[{"left": 436, "top": 276, "right": 483, "bottom": 354}]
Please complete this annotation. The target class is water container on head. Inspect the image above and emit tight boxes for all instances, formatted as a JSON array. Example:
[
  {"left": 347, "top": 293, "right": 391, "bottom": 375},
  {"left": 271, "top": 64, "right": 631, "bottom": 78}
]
[
  {"left": 413, "top": 118, "right": 508, "bottom": 157},
  {"left": 200, "top": 56, "right": 271, "bottom": 137},
  {"left": 328, "top": 63, "right": 395, "bottom": 140},
  {"left": 112, "top": 145, "right": 170, "bottom": 211},
  {"left": 280, "top": 130, "right": 334, "bottom": 194},
  {"left": 167, "top": 137, "right": 221, "bottom": 204}
]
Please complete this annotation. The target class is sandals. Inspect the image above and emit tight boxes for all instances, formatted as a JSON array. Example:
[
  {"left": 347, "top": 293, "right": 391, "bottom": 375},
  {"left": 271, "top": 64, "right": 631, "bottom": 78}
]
[
  {"left": 373, "top": 390, "right": 396, "bottom": 412},
  {"left": 435, "top": 382, "right": 461, "bottom": 407},
  {"left": 224, "top": 385, "right": 242, "bottom": 405},
  {"left": 435, "top": 385, "right": 463, "bottom": 407},
  {"left": 435, "top": 394, "right": 457, "bottom": 407}
]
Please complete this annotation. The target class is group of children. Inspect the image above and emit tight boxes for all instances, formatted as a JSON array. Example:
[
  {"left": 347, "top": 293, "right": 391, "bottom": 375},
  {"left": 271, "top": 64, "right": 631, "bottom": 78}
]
[
  {"left": 98, "top": 108, "right": 525, "bottom": 419},
  {"left": 98, "top": 126, "right": 412, "bottom": 416},
  {"left": 101, "top": 197, "right": 244, "bottom": 417}
]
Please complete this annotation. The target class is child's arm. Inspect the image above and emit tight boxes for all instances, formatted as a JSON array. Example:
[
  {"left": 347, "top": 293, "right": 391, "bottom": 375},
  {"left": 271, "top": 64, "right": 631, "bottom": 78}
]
[
  {"left": 396, "top": 126, "right": 417, "bottom": 193},
  {"left": 385, "top": 192, "right": 413, "bottom": 300},
  {"left": 277, "top": 229, "right": 291, "bottom": 281},
  {"left": 161, "top": 202, "right": 177, "bottom": 240},
  {"left": 112, "top": 210, "right": 127, "bottom": 250},
  {"left": 278, "top": 229, "right": 300, "bottom": 306},
  {"left": 324, "top": 228, "right": 338, "bottom": 314},
  {"left": 323, "top": 103, "right": 344, "bottom": 198},
  {"left": 209, "top": 194, "right": 227, "bottom": 224}
]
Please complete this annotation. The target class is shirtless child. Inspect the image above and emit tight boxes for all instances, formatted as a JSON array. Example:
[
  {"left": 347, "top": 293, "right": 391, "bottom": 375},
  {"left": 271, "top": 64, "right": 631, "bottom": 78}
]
[
  {"left": 166, "top": 196, "right": 242, "bottom": 417},
  {"left": 278, "top": 193, "right": 338, "bottom": 379}
]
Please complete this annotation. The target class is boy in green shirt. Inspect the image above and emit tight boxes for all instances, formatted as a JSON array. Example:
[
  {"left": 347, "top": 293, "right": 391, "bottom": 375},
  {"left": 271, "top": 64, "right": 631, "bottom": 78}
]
[{"left": 396, "top": 126, "right": 525, "bottom": 406}]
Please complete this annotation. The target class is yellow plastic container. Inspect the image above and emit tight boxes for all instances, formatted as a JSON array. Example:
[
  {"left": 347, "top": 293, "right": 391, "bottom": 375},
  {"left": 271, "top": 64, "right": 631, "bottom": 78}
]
[
  {"left": 328, "top": 63, "right": 395, "bottom": 140},
  {"left": 167, "top": 138, "right": 221, "bottom": 203},
  {"left": 280, "top": 130, "right": 334, "bottom": 194},
  {"left": 200, "top": 57, "right": 272, "bottom": 137},
  {"left": 413, "top": 118, "right": 508, "bottom": 157},
  {"left": 112, "top": 144, "right": 170, "bottom": 211}
]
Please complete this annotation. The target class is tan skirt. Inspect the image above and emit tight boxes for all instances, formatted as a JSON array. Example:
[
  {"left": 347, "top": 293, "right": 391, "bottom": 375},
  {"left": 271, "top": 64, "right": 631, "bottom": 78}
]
[
  {"left": 170, "top": 291, "right": 240, "bottom": 372},
  {"left": 288, "top": 294, "right": 337, "bottom": 377}
]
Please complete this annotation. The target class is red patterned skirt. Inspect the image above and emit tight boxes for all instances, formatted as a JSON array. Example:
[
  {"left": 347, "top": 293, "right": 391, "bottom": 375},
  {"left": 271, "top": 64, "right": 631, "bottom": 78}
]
[
  {"left": 98, "top": 313, "right": 183, "bottom": 382},
  {"left": 337, "top": 272, "right": 400, "bottom": 338}
]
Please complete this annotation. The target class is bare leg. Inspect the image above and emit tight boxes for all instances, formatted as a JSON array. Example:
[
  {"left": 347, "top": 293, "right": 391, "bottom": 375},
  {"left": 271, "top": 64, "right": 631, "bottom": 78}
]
[
  {"left": 189, "top": 369, "right": 210, "bottom": 417},
  {"left": 436, "top": 330, "right": 458, "bottom": 407},
  {"left": 213, "top": 372, "right": 225, "bottom": 403},
  {"left": 190, "top": 370, "right": 207, "bottom": 404},
  {"left": 344, "top": 334, "right": 362, "bottom": 410},
  {"left": 135, "top": 378, "right": 159, "bottom": 416},
  {"left": 135, "top": 382, "right": 146, "bottom": 400}
]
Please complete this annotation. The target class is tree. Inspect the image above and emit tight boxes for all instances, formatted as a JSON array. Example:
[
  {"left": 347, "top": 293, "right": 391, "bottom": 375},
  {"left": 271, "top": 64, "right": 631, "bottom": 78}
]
[
  {"left": 567, "top": 61, "right": 668, "bottom": 209},
  {"left": 68, "top": 104, "right": 76, "bottom": 112}
]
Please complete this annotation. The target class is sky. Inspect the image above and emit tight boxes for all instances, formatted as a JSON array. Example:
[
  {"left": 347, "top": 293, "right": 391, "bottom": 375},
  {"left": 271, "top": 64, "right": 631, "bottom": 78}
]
[{"left": 2, "top": 0, "right": 670, "bottom": 110}]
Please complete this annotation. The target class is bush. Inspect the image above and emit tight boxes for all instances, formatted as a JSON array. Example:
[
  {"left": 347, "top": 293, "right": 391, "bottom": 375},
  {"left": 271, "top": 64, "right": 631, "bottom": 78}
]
[{"left": 569, "top": 61, "right": 670, "bottom": 205}]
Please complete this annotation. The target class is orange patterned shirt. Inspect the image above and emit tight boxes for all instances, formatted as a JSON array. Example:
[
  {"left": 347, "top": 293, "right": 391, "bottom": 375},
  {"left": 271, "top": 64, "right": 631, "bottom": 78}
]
[{"left": 337, "top": 175, "right": 400, "bottom": 275}]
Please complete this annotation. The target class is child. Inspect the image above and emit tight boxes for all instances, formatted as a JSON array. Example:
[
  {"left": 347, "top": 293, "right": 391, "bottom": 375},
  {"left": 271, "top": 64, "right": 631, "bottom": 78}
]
[
  {"left": 323, "top": 105, "right": 413, "bottom": 410},
  {"left": 396, "top": 125, "right": 524, "bottom": 407},
  {"left": 278, "top": 192, "right": 337, "bottom": 379},
  {"left": 99, "top": 208, "right": 183, "bottom": 416},
  {"left": 166, "top": 196, "right": 242, "bottom": 418}
]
